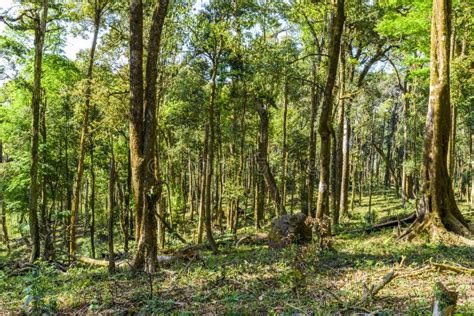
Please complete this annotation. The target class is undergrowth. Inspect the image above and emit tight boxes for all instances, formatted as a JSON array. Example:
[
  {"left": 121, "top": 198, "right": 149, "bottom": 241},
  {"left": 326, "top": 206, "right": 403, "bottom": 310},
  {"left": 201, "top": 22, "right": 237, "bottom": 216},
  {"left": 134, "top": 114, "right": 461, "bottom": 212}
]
[{"left": 0, "top": 193, "right": 472, "bottom": 314}]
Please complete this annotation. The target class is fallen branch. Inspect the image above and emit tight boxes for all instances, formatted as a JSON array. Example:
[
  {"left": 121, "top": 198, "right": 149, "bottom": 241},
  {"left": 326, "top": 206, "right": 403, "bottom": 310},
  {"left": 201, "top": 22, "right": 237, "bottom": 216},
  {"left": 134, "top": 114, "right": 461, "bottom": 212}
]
[
  {"left": 343, "top": 213, "right": 416, "bottom": 234},
  {"left": 77, "top": 255, "right": 175, "bottom": 268},
  {"left": 430, "top": 261, "right": 474, "bottom": 274},
  {"left": 360, "top": 270, "right": 397, "bottom": 304},
  {"left": 78, "top": 256, "right": 127, "bottom": 268},
  {"left": 235, "top": 235, "right": 251, "bottom": 247}
]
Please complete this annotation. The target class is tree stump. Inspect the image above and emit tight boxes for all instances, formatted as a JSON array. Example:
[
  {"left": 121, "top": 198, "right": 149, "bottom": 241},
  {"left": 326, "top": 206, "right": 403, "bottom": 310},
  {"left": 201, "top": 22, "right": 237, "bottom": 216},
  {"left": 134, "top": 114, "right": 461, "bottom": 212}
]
[{"left": 432, "top": 282, "right": 457, "bottom": 316}]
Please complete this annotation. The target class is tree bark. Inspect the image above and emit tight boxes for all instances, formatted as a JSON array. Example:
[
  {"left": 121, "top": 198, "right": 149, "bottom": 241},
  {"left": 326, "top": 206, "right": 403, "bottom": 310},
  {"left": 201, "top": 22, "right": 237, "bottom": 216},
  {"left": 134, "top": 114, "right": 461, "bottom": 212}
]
[
  {"left": 89, "top": 135, "right": 96, "bottom": 258},
  {"left": 69, "top": 3, "right": 103, "bottom": 257},
  {"left": 403, "top": 0, "right": 472, "bottom": 240},
  {"left": 0, "top": 141, "right": 9, "bottom": 251},
  {"left": 315, "top": 0, "right": 344, "bottom": 245},
  {"left": 108, "top": 140, "right": 116, "bottom": 273},
  {"left": 333, "top": 42, "right": 345, "bottom": 226},
  {"left": 29, "top": 0, "right": 48, "bottom": 262},
  {"left": 40, "top": 95, "right": 53, "bottom": 260},
  {"left": 204, "top": 59, "right": 219, "bottom": 254},
  {"left": 197, "top": 147, "right": 206, "bottom": 243},
  {"left": 281, "top": 78, "right": 289, "bottom": 209},
  {"left": 307, "top": 46, "right": 323, "bottom": 218},
  {"left": 256, "top": 104, "right": 286, "bottom": 217},
  {"left": 129, "top": 0, "right": 169, "bottom": 272},
  {"left": 339, "top": 105, "right": 350, "bottom": 218}
]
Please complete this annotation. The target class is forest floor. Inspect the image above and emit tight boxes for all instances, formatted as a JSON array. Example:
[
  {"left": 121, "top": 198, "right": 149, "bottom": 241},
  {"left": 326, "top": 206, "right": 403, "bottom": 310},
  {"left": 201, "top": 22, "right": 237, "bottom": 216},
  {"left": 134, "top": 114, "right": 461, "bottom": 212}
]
[{"left": 0, "top": 192, "right": 473, "bottom": 314}]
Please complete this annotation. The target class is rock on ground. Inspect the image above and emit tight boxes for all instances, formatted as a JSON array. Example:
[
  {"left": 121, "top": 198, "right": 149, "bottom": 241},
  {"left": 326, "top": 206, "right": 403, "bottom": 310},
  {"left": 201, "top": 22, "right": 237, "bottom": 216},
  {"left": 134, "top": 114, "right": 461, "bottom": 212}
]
[{"left": 269, "top": 212, "right": 312, "bottom": 248}]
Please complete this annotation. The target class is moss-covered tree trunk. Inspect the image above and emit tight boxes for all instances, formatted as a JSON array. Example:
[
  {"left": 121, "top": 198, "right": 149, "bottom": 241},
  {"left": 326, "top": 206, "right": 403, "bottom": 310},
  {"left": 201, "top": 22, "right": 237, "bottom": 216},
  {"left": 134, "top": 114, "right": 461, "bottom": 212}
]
[
  {"left": 403, "top": 0, "right": 472, "bottom": 240},
  {"left": 129, "top": 0, "right": 169, "bottom": 272},
  {"left": 29, "top": 0, "right": 48, "bottom": 262},
  {"left": 315, "top": 0, "right": 344, "bottom": 245}
]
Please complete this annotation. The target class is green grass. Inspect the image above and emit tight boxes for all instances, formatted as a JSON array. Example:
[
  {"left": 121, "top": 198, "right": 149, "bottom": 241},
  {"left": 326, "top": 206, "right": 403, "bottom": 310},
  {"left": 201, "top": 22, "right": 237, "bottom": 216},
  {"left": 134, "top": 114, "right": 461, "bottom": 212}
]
[{"left": 0, "top": 192, "right": 473, "bottom": 314}]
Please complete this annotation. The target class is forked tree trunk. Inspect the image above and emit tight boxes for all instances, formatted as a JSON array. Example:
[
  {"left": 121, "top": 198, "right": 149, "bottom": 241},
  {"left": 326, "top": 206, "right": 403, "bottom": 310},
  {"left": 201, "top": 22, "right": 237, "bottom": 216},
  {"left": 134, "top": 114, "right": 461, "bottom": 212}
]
[
  {"left": 402, "top": 0, "right": 472, "bottom": 240},
  {"left": 129, "top": 0, "right": 169, "bottom": 272},
  {"left": 256, "top": 104, "right": 286, "bottom": 217}
]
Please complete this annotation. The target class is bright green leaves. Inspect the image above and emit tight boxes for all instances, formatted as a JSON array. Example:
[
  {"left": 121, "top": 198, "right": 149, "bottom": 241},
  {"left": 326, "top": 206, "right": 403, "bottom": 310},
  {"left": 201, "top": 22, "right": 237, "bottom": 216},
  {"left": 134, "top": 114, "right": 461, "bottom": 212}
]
[{"left": 375, "top": 0, "right": 431, "bottom": 53}]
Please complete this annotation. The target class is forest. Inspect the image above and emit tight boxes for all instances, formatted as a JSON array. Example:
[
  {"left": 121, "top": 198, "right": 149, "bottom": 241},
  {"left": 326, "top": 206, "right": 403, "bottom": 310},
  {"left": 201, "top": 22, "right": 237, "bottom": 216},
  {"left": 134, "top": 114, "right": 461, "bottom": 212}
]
[{"left": 0, "top": 0, "right": 473, "bottom": 314}]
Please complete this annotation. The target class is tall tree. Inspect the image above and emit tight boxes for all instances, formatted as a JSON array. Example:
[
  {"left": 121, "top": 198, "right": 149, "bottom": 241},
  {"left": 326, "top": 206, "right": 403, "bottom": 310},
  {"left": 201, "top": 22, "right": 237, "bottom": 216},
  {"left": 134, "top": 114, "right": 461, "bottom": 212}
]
[
  {"left": 401, "top": 0, "right": 472, "bottom": 240},
  {"left": 315, "top": 0, "right": 344, "bottom": 246},
  {"left": 69, "top": 0, "right": 108, "bottom": 258},
  {"left": 129, "top": 0, "right": 169, "bottom": 272},
  {"left": 28, "top": 0, "right": 48, "bottom": 262}
]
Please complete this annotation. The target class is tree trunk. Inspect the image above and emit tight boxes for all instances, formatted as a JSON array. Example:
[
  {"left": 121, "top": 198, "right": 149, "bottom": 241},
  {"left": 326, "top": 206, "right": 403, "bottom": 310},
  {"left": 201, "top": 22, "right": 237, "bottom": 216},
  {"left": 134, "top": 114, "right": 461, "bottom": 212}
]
[
  {"left": 385, "top": 103, "right": 397, "bottom": 190},
  {"left": 29, "top": 0, "right": 48, "bottom": 262},
  {"left": 197, "top": 147, "right": 206, "bottom": 243},
  {"left": 129, "top": 0, "right": 169, "bottom": 272},
  {"left": 0, "top": 141, "right": 9, "bottom": 251},
  {"left": 401, "top": 92, "right": 410, "bottom": 207},
  {"left": 281, "top": 78, "right": 288, "bottom": 208},
  {"left": 339, "top": 107, "right": 350, "bottom": 218},
  {"left": 70, "top": 4, "right": 103, "bottom": 257},
  {"left": 204, "top": 59, "right": 218, "bottom": 254},
  {"left": 333, "top": 43, "right": 346, "bottom": 226},
  {"left": 89, "top": 136, "right": 96, "bottom": 258},
  {"left": 307, "top": 54, "right": 322, "bottom": 217},
  {"left": 108, "top": 141, "right": 116, "bottom": 273},
  {"left": 40, "top": 96, "right": 53, "bottom": 260},
  {"left": 255, "top": 158, "right": 265, "bottom": 229},
  {"left": 315, "top": 0, "right": 344, "bottom": 246},
  {"left": 402, "top": 0, "right": 472, "bottom": 240},
  {"left": 256, "top": 104, "right": 286, "bottom": 217}
]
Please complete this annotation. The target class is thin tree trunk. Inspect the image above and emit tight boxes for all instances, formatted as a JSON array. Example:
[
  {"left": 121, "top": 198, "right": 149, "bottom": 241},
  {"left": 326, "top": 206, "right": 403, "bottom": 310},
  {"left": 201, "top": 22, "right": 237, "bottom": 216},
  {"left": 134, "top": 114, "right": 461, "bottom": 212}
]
[
  {"left": 29, "top": 0, "right": 48, "bottom": 262},
  {"left": 339, "top": 107, "right": 350, "bottom": 218},
  {"left": 281, "top": 78, "right": 289, "bottom": 208},
  {"left": 70, "top": 4, "right": 103, "bottom": 256},
  {"left": 307, "top": 56, "right": 322, "bottom": 217},
  {"left": 204, "top": 59, "right": 218, "bottom": 254},
  {"left": 89, "top": 135, "right": 96, "bottom": 258},
  {"left": 197, "top": 147, "right": 206, "bottom": 243},
  {"left": 108, "top": 140, "right": 116, "bottom": 273},
  {"left": 0, "top": 141, "right": 9, "bottom": 252},
  {"left": 315, "top": 0, "right": 344, "bottom": 246},
  {"left": 256, "top": 104, "right": 286, "bottom": 217},
  {"left": 401, "top": 93, "right": 410, "bottom": 207},
  {"left": 40, "top": 96, "right": 53, "bottom": 260},
  {"left": 333, "top": 43, "right": 345, "bottom": 225}
]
